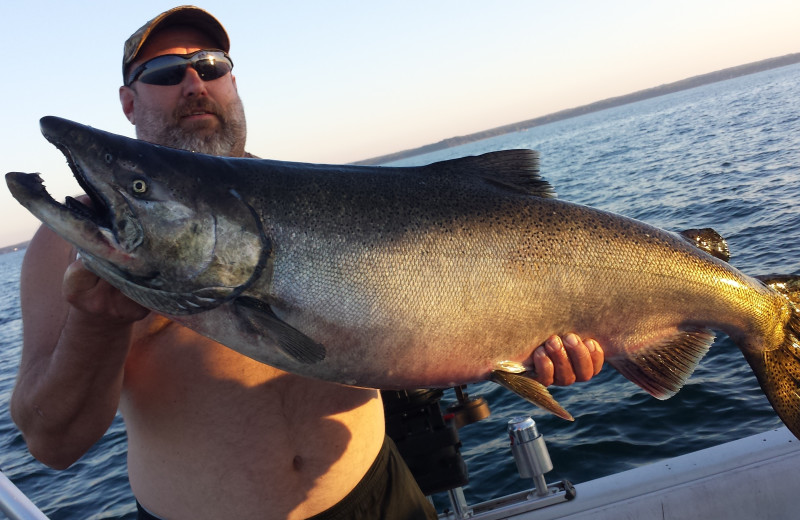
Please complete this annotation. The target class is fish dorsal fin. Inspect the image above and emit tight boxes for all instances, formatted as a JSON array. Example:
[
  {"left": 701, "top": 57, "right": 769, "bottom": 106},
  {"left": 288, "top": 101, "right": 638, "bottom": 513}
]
[
  {"left": 490, "top": 369, "right": 573, "bottom": 421},
  {"left": 608, "top": 328, "right": 715, "bottom": 399},
  {"left": 679, "top": 228, "right": 731, "bottom": 262},
  {"left": 426, "top": 150, "right": 556, "bottom": 198},
  {"left": 234, "top": 296, "right": 326, "bottom": 364}
]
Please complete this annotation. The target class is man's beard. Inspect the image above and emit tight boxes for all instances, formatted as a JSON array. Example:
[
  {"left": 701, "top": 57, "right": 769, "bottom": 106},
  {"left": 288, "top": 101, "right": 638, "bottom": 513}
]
[{"left": 135, "top": 96, "right": 247, "bottom": 157}]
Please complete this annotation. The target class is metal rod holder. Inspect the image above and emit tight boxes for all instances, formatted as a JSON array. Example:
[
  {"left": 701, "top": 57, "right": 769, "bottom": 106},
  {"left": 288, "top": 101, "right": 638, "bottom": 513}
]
[
  {"left": 437, "top": 415, "right": 576, "bottom": 519},
  {"left": 507, "top": 416, "right": 554, "bottom": 496}
]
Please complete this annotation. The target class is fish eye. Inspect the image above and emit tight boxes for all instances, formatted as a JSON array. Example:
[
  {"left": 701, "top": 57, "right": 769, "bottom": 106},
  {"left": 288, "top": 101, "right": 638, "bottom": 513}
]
[
  {"left": 132, "top": 179, "right": 148, "bottom": 194},
  {"left": 104, "top": 153, "right": 114, "bottom": 164}
]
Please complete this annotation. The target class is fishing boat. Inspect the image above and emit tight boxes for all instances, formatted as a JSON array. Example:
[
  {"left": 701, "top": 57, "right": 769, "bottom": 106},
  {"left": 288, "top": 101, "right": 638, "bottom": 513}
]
[
  {"left": 384, "top": 389, "right": 800, "bottom": 520},
  {"left": 436, "top": 425, "right": 799, "bottom": 520},
  {"left": 2, "top": 423, "right": 797, "bottom": 519}
]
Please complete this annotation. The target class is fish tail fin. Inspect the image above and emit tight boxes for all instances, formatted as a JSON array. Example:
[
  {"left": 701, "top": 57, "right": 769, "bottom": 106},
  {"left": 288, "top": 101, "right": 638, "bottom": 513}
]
[
  {"left": 743, "top": 275, "right": 800, "bottom": 439},
  {"left": 490, "top": 370, "right": 574, "bottom": 421}
]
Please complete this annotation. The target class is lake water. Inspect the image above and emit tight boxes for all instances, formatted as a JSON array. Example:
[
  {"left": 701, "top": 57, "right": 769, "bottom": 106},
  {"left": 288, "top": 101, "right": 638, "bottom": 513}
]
[{"left": 2, "top": 62, "right": 799, "bottom": 518}]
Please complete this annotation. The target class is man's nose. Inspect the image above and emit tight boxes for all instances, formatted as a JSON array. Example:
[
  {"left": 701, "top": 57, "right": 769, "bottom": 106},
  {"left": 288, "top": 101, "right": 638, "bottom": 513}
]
[{"left": 181, "top": 66, "right": 208, "bottom": 96}]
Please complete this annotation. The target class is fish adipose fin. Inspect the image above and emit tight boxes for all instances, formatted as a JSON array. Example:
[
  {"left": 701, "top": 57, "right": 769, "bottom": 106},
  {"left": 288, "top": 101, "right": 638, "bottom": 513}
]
[
  {"left": 744, "top": 275, "right": 800, "bottom": 439},
  {"left": 490, "top": 370, "right": 574, "bottom": 421},
  {"left": 679, "top": 228, "right": 731, "bottom": 262},
  {"left": 428, "top": 150, "right": 557, "bottom": 198},
  {"left": 609, "top": 328, "right": 715, "bottom": 399},
  {"left": 234, "top": 296, "right": 326, "bottom": 364}
]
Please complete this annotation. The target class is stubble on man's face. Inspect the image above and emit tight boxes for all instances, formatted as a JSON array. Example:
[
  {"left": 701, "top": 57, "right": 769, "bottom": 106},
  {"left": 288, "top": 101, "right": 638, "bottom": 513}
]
[{"left": 134, "top": 92, "right": 247, "bottom": 157}]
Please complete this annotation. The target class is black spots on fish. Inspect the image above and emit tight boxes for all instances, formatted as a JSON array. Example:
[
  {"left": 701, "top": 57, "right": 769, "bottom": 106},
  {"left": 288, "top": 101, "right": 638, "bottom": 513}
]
[
  {"left": 262, "top": 165, "right": 528, "bottom": 249},
  {"left": 502, "top": 201, "right": 708, "bottom": 279},
  {"left": 742, "top": 307, "right": 800, "bottom": 439}
]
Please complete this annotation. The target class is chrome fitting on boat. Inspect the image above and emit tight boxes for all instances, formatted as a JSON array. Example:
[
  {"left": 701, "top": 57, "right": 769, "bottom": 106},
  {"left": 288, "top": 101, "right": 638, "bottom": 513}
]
[
  {"left": 508, "top": 416, "right": 553, "bottom": 496},
  {"left": 438, "top": 416, "right": 575, "bottom": 519}
]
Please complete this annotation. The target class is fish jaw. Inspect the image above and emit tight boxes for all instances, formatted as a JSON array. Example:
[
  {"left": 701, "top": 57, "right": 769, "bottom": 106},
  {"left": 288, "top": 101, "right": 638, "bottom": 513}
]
[{"left": 6, "top": 171, "right": 139, "bottom": 268}]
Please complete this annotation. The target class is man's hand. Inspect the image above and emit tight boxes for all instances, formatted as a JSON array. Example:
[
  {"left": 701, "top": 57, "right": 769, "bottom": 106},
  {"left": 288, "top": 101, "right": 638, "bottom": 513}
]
[
  {"left": 63, "top": 259, "right": 150, "bottom": 324},
  {"left": 533, "top": 334, "right": 603, "bottom": 386}
]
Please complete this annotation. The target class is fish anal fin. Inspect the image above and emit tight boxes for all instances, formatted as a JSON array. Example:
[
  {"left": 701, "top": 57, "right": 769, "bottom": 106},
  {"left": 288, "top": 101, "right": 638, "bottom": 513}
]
[
  {"left": 609, "top": 328, "right": 715, "bottom": 400},
  {"left": 490, "top": 370, "right": 573, "bottom": 421},
  {"left": 234, "top": 296, "right": 326, "bottom": 364},
  {"left": 429, "top": 150, "right": 556, "bottom": 198}
]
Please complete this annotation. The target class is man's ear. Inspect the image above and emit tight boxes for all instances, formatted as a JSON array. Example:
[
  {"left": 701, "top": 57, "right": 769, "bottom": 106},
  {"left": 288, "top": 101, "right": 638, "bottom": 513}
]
[{"left": 119, "top": 86, "right": 136, "bottom": 124}]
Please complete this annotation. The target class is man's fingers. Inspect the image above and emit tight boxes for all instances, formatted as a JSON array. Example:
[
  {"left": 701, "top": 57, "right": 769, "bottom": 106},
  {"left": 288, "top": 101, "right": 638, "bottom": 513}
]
[
  {"left": 562, "top": 333, "right": 595, "bottom": 382},
  {"left": 532, "top": 346, "right": 555, "bottom": 387},
  {"left": 533, "top": 334, "right": 605, "bottom": 387},
  {"left": 586, "top": 339, "right": 604, "bottom": 376},
  {"left": 546, "top": 335, "right": 575, "bottom": 386}
]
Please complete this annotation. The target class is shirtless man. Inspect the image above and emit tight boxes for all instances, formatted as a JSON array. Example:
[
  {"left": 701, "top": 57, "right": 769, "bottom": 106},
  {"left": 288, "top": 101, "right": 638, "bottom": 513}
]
[{"left": 11, "top": 7, "right": 604, "bottom": 519}]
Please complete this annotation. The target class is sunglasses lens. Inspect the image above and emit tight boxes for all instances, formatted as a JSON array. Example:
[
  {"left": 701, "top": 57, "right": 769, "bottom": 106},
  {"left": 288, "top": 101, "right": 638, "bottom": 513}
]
[
  {"left": 137, "top": 56, "right": 189, "bottom": 86},
  {"left": 132, "top": 51, "right": 233, "bottom": 86},
  {"left": 194, "top": 59, "right": 232, "bottom": 82}
]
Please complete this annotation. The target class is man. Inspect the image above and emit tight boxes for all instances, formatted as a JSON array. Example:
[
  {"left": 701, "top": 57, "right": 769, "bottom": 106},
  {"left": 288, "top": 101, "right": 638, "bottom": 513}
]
[{"left": 11, "top": 6, "right": 604, "bottom": 519}]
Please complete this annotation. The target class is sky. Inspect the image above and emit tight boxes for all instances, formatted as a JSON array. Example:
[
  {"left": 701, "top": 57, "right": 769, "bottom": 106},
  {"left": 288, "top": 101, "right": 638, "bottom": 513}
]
[{"left": 1, "top": 0, "right": 799, "bottom": 247}]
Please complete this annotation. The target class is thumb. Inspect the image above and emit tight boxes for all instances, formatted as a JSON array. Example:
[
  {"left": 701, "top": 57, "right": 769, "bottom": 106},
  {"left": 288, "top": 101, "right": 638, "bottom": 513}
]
[{"left": 62, "top": 258, "right": 101, "bottom": 300}]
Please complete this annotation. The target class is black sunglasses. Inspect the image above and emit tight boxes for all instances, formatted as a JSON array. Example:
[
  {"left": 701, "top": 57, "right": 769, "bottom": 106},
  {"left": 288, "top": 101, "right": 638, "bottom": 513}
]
[{"left": 126, "top": 49, "right": 234, "bottom": 87}]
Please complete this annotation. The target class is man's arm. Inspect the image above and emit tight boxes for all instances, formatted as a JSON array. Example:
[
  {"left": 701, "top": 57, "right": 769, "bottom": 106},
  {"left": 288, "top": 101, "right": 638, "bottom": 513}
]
[{"left": 10, "top": 225, "right": 148, "bottom": 469}]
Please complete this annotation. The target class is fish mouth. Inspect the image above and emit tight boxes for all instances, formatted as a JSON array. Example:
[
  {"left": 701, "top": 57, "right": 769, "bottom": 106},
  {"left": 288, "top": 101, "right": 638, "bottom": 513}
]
[
  {"left": 39, "top": 115, "right": 146, "bottom": 255},
  {"left": 28, "top": 115, "right": 116, "bottom": 234},
  {"left": 52, "top": 141, "right": 115, "bottom": 232},
  {"left": 6, "top": 117, "right": 140, "bottom": 264},
  {"left": 5, "top": 167, "right": 114, "bottom": 244}
]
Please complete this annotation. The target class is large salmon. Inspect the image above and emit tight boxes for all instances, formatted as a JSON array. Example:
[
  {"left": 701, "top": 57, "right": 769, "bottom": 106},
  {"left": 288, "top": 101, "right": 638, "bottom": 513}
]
[{"left": 7, "top": 116, "right": 800, "bottom": 435}]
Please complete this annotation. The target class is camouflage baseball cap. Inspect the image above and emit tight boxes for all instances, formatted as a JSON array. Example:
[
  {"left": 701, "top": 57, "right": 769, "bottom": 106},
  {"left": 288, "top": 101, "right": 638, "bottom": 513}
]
[{"left": 122, "top": 5, "right": 230, "bottom": 82}]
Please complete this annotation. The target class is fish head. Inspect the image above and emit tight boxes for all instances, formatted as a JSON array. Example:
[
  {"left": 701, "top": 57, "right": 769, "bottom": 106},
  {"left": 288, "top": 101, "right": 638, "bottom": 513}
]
[{"left": 6, "top": 116, "right": 269, "bottom": 315}]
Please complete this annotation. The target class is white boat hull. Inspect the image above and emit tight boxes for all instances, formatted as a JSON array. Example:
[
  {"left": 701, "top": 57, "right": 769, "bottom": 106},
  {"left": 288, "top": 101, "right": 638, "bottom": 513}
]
[{"left": 441, "top": 427, "right": 800, "bottom": 519}]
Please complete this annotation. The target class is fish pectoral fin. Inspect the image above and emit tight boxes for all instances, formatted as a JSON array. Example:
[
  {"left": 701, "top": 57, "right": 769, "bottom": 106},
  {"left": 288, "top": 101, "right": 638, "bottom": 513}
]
[
  {"left": 490, "top": 370, "right": 574, "bottom": 421},
  {"left": 608, "top": 328, "right": 715, "bottom": 400},
  {"left": 234, "top": 296, "right": 326, "bottom": 364}
]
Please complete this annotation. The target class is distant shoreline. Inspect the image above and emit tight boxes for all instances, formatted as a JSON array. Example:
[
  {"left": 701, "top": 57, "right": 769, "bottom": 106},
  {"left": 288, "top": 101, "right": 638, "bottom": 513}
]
[
  {"left": 0, "top": 241, "right": 29, "bottom": 255},
  {"left": 353, "top": 52, "right": 800, "bottom": 166}
]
